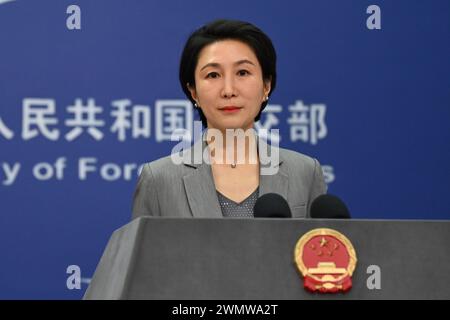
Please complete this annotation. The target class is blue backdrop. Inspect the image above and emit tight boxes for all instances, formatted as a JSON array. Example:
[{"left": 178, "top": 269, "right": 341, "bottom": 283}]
[{"left": 0, "top": 0, "right": 449, "bottom": 299}]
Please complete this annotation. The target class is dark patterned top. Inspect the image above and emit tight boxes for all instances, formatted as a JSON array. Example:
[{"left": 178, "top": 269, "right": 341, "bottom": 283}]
[{"left": 216, "top": 187, "right": 259, "bottom": 218}]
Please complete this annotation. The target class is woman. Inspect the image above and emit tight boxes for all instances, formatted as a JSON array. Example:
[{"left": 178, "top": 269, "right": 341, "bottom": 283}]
[{"left": 132, "top": 19, "right": 326, "bottom": 219}]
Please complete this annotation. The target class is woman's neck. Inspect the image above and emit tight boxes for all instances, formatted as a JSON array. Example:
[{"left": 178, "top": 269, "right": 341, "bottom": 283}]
[{"left": 205, "top": 127, "right": 259, "bottom": 166}]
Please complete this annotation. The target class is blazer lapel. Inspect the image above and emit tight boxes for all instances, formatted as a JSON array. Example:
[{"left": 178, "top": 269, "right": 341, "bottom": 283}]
[
  {"left": 258, "top": 137, "right": 288, "bottom": 201},
  {"left": 182, "top": 137, "right": 223, "bottom": 218}
]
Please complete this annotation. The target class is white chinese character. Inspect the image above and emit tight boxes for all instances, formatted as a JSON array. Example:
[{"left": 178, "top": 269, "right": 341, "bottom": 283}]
[
  {"left": 255, "top": 104, "right": 282, "bottom": 143},
  {"left": 155, "top": 100, "right": 193, "bottom": 142},
  {"left": 0, "top": 117, "right": 14, "bottom": 140},
  {"left": 132, "top": 105, "right": 151, "bottom": 139},
  {"left": 110, "top": 99, "right": 151, "bottom": 142},
  {"left": 287, "top": 100, "right": 327, "bottom": 145},
  {"left": 110, "top": 99, "right": 131, "bottom": 142},
  {"left": 22, "top": 98, "right": 59, "bottom": 141},
  {"left": 65, "top": 98, "right": 104, "bottom": 141}
]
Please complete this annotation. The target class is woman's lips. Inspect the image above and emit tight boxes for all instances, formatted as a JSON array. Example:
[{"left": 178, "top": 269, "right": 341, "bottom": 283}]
[{"left": 219, "top": 106, "right": 242, "bottom": 113}]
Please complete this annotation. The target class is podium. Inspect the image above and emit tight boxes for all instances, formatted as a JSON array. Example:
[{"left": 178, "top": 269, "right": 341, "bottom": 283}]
[{"left": 84, "top": 217, "right": 450, "bottom": 299}]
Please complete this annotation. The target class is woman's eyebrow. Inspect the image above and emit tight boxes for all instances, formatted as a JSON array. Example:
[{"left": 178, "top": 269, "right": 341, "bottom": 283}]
[{"left": 200, "top": 59, "right": 256, "bottom": 71}]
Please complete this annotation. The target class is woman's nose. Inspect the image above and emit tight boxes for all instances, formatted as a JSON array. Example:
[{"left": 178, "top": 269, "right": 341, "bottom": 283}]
[{"left": 221, "top": 75, "right": 237, "bottom": 98}]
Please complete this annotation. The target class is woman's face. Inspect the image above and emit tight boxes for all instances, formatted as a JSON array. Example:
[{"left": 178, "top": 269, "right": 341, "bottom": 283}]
[{"left": 188, "top": 39, "right": 271, "bottom": 132}]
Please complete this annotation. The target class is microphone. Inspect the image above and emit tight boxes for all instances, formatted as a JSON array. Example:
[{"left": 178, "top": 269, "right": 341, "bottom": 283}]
[
  {"left": 310, "top": 194, "right": 351, "bottom": 219},
  {"left": 253, "top": 193, "right": 292, "bottom": 218}
]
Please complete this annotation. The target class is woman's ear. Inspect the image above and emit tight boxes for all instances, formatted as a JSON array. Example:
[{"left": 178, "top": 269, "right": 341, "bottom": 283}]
[
  {"left": 187, "top": 82, "right": 198, "bottom": 103},
  {"left": 263, "top": 78, "right": 272, "bottom": 99}
]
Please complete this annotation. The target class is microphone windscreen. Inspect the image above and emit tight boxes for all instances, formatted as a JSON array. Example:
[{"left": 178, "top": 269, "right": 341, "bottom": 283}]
[
  {"left": 254, "top": 193, "right": 292, "bottom": 218},
  {"left": 310, "top": 194, "right": 351, "bottom": 219}
]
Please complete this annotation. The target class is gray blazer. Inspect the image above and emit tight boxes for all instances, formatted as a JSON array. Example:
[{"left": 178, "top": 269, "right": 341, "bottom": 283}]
[{"left": 132, "top": 138, "right": 327, "bottom": 219}]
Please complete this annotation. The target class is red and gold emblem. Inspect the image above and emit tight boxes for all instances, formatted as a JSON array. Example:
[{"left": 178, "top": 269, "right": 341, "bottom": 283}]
[{"left": 294, "top": 228, "right": 357, "bottom": 293}]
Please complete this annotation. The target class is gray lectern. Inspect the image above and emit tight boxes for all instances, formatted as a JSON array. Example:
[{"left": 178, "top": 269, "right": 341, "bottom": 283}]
[{"left": 84, "top": 217, "right": 450, "bottom": 299}]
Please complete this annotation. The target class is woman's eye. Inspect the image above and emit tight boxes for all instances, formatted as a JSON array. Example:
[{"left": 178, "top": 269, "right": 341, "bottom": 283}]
[
  {"left": 238, "top": 70, "right": 250, "bottom": 76},
  {"left": 206, "top": 72, "right": 219, "bottom": 79}
]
